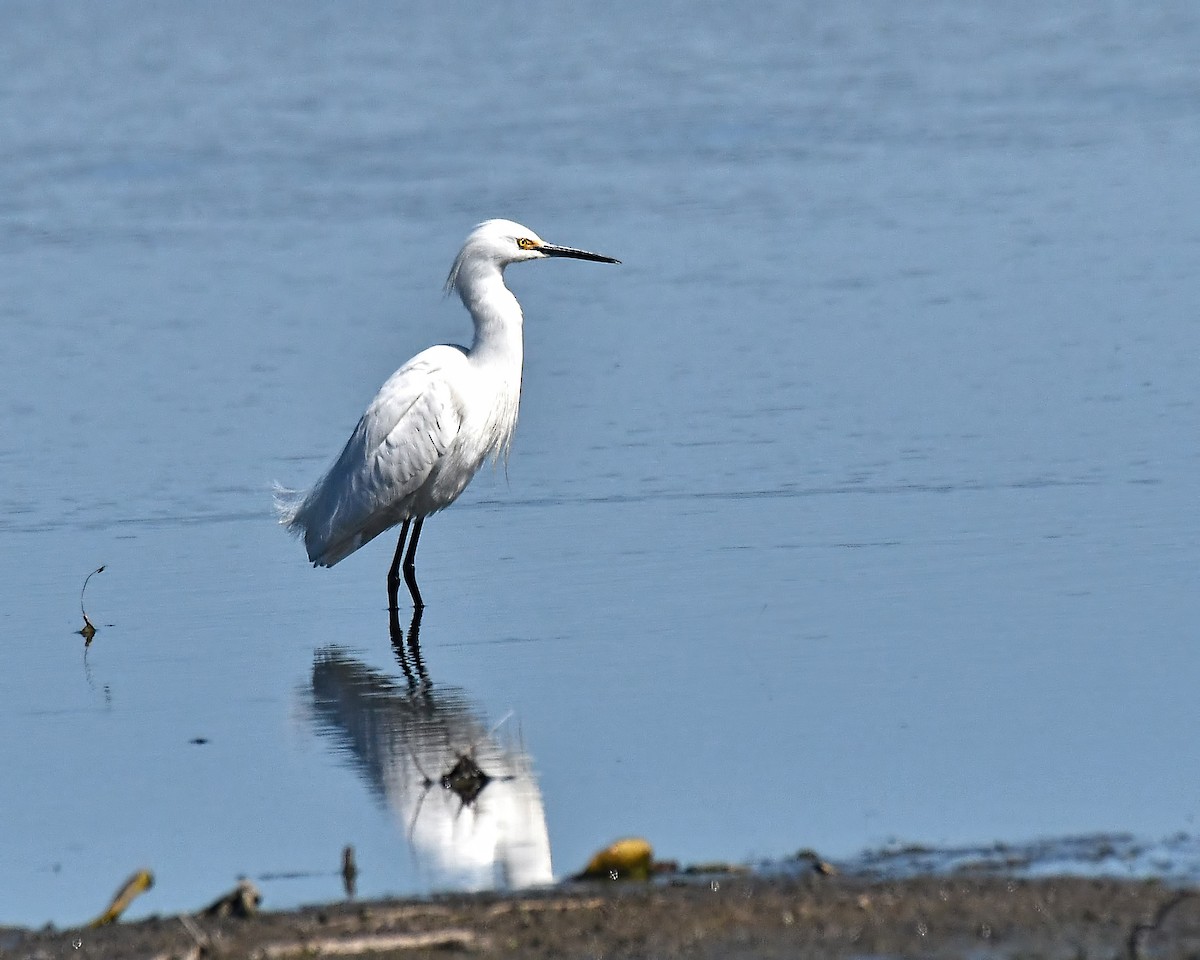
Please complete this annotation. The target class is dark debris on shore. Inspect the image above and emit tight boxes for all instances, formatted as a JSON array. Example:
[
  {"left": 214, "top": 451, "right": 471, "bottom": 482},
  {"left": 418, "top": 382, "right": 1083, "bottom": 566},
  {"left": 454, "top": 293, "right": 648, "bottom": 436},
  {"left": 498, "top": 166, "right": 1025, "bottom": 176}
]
[{"left": 6, "top": 872, "right": 1200, "bottom": 960}]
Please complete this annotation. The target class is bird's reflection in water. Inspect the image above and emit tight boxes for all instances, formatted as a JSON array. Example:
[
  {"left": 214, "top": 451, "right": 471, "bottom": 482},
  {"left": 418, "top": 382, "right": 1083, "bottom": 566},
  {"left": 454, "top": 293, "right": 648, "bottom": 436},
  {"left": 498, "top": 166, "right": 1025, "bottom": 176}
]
[{"left": 308, "top": 608, "right": 553, "bottom": 892}]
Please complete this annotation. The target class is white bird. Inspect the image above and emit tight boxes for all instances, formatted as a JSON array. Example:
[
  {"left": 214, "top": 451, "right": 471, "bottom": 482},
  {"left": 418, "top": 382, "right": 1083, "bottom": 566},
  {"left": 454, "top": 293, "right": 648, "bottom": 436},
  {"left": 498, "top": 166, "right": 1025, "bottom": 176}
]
[{"left": 277, "top": 219, "right": 619, "bottom": 609}]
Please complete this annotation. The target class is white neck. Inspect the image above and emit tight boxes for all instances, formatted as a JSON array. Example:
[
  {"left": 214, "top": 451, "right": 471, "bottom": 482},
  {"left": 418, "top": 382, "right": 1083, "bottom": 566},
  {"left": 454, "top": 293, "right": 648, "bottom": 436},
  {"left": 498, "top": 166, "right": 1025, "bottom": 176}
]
[
  {"left": 450, "top": 257, "right": 525, "bottom": 462},
  {"left": 455, "top": 260, "right": 524, "bottom": 365}
]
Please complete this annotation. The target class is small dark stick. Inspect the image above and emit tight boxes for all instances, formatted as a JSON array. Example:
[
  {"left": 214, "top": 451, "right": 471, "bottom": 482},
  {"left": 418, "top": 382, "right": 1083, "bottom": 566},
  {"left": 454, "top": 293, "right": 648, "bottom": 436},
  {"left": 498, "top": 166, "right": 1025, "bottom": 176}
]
[
  {"left": 78, "top": 565, "right": 105, "bottom": 645},
  {"left": 342, "top": 845, "right": 358, "bottom": 898}
]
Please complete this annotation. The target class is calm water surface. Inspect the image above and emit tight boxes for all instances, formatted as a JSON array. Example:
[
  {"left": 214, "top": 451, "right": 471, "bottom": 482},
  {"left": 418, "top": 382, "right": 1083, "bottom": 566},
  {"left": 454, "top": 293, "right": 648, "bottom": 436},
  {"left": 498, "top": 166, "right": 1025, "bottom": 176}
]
[{"left": 2, "top": 2, "right": 1199, "bottom": 926}]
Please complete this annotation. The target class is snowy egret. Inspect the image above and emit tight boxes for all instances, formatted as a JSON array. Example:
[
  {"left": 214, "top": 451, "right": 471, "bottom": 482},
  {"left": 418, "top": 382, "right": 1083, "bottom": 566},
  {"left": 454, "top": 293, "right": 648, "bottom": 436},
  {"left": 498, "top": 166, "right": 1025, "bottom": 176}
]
[{"left": 277, "top": 219, "right": 619, "bottom": 609}]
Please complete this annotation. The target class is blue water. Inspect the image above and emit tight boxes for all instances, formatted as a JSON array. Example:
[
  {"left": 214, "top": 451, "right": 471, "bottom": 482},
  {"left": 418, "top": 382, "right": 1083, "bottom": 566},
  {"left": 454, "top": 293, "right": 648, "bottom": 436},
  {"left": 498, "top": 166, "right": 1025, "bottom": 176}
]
[{"left": 2, "top": 1, "right": 1199, "bottom": 927}]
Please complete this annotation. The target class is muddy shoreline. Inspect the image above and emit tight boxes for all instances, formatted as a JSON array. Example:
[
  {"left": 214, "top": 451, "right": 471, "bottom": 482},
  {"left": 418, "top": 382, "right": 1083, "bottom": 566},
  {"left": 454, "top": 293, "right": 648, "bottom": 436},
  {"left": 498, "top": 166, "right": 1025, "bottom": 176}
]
[{"left": 7, "top": 870, "right": 1200, "bottom": 960}]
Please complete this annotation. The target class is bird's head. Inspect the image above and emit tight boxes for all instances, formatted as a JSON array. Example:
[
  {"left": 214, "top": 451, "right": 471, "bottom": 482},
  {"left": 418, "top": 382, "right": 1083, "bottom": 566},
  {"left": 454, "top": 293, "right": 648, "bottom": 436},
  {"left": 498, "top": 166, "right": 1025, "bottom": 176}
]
[{"left": 445, "top": 219, "right": 619, "bottom": 294}]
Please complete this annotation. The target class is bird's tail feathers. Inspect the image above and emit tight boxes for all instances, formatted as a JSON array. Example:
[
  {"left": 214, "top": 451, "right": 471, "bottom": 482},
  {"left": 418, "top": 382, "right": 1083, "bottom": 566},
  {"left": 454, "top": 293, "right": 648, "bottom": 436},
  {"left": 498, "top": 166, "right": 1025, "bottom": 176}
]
[
  {"left": 273, "top": 481, "right": 361, "bottom": 566},
  {"left": 272, "top": 482, "right": 308, "bottom": 531}
]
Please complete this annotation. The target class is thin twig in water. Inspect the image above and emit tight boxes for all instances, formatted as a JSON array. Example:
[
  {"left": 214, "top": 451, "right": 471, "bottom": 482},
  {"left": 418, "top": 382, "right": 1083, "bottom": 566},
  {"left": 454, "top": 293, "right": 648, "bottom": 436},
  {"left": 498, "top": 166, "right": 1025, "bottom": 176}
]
[
  {"left": 78, "top": 565, "right": 105, "bottom": 645},
  {"left": 486, "top": 709, "right": 515, "bottom": 739}
]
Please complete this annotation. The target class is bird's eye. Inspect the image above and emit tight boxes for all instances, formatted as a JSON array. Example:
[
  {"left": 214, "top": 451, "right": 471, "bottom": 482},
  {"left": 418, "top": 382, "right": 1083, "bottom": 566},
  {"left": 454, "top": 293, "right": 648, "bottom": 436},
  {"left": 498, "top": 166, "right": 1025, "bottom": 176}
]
[{"left": 516, "top": 237, "right": 537, "bottom": 250}]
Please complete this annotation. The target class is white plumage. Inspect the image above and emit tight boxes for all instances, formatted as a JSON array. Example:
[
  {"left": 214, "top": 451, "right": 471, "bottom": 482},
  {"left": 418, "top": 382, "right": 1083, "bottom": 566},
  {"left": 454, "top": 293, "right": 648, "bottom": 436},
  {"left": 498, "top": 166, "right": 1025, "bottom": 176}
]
[{"left": 277, "top": 219, "right": 618, "bottom": 607}]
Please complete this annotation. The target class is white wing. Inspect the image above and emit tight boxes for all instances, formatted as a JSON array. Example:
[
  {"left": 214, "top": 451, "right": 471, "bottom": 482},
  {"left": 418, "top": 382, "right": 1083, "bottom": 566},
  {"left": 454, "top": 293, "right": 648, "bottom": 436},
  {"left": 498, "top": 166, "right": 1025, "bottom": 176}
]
[{"left": 283, "top": 346, "right": 467, "bottom": 566}]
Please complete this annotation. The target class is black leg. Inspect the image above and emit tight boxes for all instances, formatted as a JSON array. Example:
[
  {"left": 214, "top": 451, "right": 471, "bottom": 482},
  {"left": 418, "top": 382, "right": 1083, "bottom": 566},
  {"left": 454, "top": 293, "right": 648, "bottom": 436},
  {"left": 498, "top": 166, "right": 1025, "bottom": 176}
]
[
  {"left": 387, "top": 518, "right": 412, "bottom": 612},
  {"left": 405, "top": 604, "right": 430, "bottom": 685},
  {"left": 389, "top": 602, "right": 428, "bottom": 688},
  {"left": 403, "top": 517, "right": 424, "bottom": 609}
]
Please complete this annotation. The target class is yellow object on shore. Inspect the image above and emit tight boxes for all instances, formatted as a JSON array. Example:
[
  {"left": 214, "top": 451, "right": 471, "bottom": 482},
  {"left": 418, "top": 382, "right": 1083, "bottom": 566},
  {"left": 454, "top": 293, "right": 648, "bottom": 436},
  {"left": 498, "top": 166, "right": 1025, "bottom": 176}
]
[
  {"left": 88, "top": 869, "right": 154, "bottom": 927},
  {"left": 577, "top": 837, "right": 654, "bottom": 881}
]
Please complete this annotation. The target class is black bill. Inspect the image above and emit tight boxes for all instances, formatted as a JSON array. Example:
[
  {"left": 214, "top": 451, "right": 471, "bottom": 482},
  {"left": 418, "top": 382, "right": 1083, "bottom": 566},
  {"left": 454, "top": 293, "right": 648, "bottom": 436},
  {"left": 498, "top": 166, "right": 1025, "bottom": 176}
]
[{"left": 540, "top": 243, "right": 621, "bottom": 264}]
